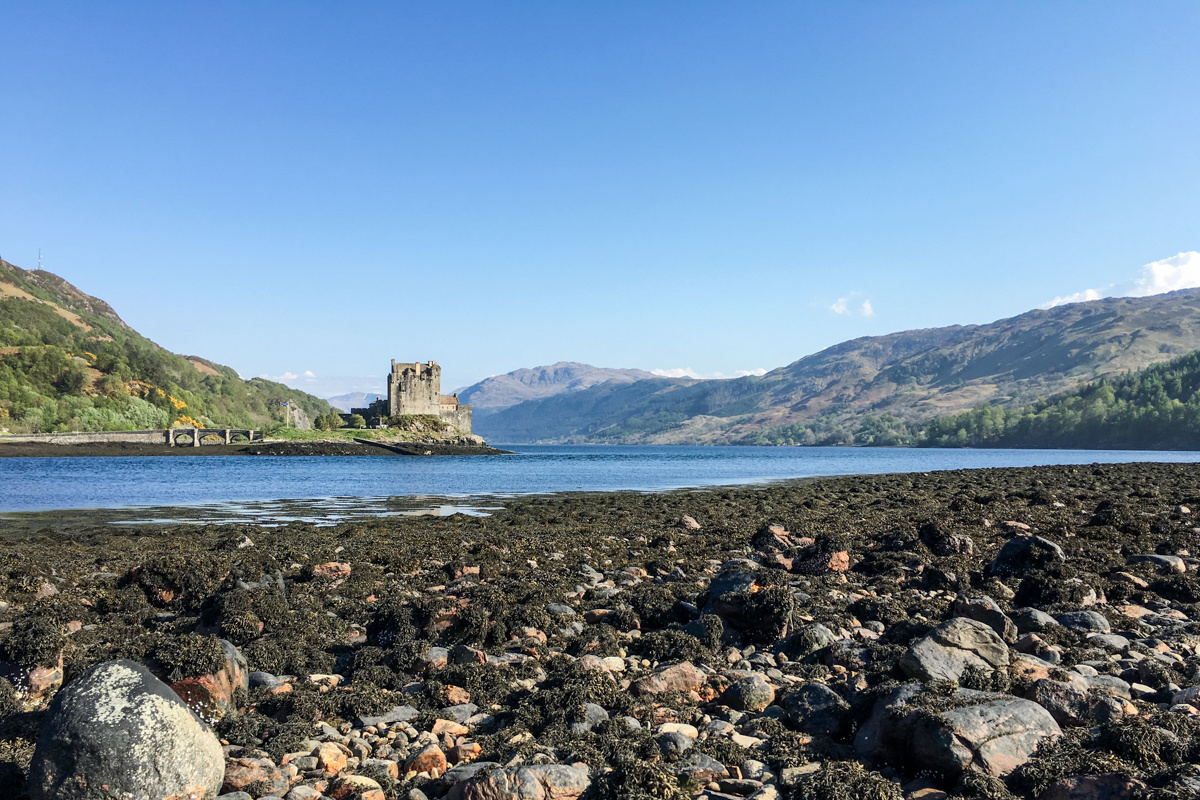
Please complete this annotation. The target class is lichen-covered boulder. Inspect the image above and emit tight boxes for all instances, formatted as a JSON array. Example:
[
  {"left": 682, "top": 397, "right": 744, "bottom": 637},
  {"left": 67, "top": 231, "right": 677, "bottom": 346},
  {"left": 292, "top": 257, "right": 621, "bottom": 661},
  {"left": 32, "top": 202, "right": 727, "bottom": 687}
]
[{"left": 28, "top": 659, "right": 224, "bottom": 800}]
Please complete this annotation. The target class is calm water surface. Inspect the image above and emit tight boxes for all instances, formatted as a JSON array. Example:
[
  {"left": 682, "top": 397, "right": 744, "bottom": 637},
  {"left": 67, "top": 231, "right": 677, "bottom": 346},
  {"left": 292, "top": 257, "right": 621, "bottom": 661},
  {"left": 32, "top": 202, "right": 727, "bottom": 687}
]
[{"left": 2, "top": 445, "right": 1200, "bottom": 515}]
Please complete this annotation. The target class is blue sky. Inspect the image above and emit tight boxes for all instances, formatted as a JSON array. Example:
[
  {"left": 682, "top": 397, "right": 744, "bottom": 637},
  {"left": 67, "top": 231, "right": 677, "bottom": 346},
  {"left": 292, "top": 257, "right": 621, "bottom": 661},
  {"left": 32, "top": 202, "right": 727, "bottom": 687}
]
[{"left": 2, "top": 2, "right": 1198, "bottom": 396}]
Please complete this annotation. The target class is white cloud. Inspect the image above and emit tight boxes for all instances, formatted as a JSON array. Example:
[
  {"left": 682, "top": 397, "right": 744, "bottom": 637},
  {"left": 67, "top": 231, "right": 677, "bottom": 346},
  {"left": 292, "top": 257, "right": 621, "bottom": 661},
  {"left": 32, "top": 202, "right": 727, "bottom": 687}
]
[
  {"left": 652, "top": 367, "right": 768, "bottom": 380},
  {"left": 829, "top": 292, "right": 875, "bottom": 317},
  {"left": 1042, "top": 251, "right": 1200, "bottom": 309},
  {"left": 259, "top": 370, "right": 319, "bottom": 382}
]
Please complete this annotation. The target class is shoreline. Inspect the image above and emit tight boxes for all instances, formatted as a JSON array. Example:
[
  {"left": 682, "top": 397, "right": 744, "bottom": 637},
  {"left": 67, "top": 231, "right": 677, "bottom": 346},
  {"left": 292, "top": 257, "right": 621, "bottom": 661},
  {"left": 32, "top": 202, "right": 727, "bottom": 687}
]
[
  {"left": 4, "top": 462, "right": 1200, "bottom": 799},
  {"left": 0, "top": 439, "right": 511, "bottom": 458}
]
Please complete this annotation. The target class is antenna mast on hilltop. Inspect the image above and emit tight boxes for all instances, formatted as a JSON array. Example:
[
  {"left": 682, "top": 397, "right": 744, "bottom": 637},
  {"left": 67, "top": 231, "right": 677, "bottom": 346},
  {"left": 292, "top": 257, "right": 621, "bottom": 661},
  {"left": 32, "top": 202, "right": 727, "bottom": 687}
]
[{"left": 38, "top": 250, "right": 42, "bottom": 270}]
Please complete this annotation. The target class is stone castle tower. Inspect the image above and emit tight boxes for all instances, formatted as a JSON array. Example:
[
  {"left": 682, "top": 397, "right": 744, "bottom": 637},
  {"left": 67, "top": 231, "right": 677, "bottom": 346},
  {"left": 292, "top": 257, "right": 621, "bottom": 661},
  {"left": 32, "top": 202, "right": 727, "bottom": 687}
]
[{"left": 384, "top": 360, "right": 472, "bottom": 435}]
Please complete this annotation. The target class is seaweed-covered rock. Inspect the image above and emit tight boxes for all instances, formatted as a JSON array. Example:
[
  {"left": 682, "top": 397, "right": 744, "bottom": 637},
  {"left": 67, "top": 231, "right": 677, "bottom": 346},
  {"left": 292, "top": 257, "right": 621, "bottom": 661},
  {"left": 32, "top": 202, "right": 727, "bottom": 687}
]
[
  {"left": 28, "top": 659, "right": 224, "bottom": 800},
  {"left": 781, "top": 623, "right": 838, "bottom": 660},
  {"left": 568, "top": 702, "right": 609, "bottom": 734},
  {"left": 986, "top": 536, "right": 1066, "bottom": 578},
  {"left": 753, "top": 523, "right": 797, "bottom": 551},
  {"left": 704, "top": 564, "right": 794, "bottom": 643},
  {"left": 166, "top": 637, "right": 248, "bottom": 723},
  {"left": 900, "top": 618, "right": 1010, "bottom": 682},
  {"left": 720, "top": 674, "right": 776, "bottom": 712},
  {"left": 780, "top": 681, "right": 850, "bottom": 737},
  {"left": 1037, "top": 773, "right": 1147, "bottom": 800}
]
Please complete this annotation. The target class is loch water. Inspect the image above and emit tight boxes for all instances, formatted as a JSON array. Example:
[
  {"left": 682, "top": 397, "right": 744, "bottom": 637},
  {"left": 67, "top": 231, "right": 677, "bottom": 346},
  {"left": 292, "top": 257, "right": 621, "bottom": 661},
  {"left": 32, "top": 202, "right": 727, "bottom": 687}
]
[{"left": 2, "top": 444, "right": 1200, "bottom": 516}]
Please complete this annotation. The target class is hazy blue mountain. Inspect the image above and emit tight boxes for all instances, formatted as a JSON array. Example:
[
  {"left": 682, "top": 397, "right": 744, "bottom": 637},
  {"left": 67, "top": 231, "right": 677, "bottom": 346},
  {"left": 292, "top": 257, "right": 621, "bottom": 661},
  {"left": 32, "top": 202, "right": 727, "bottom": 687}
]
[{"left": 456, "top": 362, "right": 657, "bottom": 417}]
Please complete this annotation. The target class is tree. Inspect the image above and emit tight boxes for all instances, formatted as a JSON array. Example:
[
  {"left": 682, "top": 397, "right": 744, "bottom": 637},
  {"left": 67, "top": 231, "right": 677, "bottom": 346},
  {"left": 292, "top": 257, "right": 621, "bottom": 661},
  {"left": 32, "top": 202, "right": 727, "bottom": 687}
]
[
  {"left": 314, "top": 411, "right": 345, "bottom": 431},
  {"left": 348, "top": 414, "right": 366, "bottom": 429},
  {"left": 55, "top": 368, "right": 86, "bottom": 396}
]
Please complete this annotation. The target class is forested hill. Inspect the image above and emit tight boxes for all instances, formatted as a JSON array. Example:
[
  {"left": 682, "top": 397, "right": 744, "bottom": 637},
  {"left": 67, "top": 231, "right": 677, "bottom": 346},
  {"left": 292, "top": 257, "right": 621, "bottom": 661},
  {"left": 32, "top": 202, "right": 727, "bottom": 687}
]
[
  {"left": 0, "top": 258, "right": 329, "bottom": 433},
  {"left": 477, "top": 289, "right": 1200, "bottom": 444},
  {"left": 921, "top": 349, "right": 1200, "bottom": 449}
]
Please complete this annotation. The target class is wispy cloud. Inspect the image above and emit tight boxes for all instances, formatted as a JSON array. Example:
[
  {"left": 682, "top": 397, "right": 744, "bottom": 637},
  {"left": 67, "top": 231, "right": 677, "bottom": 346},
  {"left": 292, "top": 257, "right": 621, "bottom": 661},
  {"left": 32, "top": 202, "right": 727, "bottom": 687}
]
[
  {"left": 258, "top": 369, "right": 320, "bottom": 383},
  {"left": 1042, "top": 251, "right": 1200, "bottom": 309},
  {"left": 257, "top": 370, "right": 387, "bottom": 398},
  {"left": 829, "top": 292, "right": 875, "bottom": 317},
  {"left": 651, "top": 367, "right": 768, "bottom": 380}
]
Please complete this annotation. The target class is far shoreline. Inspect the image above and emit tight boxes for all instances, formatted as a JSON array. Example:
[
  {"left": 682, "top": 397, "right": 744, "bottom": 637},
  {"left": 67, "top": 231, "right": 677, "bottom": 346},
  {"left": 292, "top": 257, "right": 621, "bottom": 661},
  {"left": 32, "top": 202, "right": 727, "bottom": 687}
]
[{"left": 0, "top": 439, "right": 511, "bottom": 458}]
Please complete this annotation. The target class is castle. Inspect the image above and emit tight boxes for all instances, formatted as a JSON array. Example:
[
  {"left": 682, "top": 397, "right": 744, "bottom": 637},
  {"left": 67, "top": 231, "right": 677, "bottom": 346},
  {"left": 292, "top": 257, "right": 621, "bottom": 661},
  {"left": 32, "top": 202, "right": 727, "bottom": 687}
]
[{"left": 354, "top": 360, "right": 472, "bottom": 435}]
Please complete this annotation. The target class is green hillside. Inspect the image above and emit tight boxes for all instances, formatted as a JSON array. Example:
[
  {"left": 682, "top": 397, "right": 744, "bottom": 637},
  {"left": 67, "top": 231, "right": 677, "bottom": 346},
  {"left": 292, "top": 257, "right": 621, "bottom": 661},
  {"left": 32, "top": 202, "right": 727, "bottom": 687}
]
[
  {"left": 920, "top": 348, "right": 1200, "bottom": 449},
  {"left": 0, "top": 258, "right": 329, "bottom": 433}
]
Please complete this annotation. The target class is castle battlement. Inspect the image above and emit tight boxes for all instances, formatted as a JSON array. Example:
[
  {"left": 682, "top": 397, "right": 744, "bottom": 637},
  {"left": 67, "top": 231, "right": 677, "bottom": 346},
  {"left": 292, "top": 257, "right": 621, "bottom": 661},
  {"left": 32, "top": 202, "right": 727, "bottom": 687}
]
[{"left": 375, "top": 358, "right": 472, "bottom": 435}]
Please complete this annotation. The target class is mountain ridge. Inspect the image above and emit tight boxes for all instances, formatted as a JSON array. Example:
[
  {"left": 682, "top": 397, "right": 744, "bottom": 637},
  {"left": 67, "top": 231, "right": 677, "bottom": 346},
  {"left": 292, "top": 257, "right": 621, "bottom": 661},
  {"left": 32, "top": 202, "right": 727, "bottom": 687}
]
[
  {"left": 457, "top": 361, "right": 657, "bottom": 416},
  {"left": 476, "top": 289, "right": 1200, "bottom": 444}
]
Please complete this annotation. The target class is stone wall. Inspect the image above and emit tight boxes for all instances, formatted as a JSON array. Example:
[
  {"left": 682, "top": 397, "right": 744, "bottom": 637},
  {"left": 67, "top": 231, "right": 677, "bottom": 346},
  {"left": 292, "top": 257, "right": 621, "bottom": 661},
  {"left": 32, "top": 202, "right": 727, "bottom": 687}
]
[
  {"left": 0, "top": 430, "right": 169, "bottom": 445},
  {"left": 439, "top": 406, "right": 473, "bottom": 436}
]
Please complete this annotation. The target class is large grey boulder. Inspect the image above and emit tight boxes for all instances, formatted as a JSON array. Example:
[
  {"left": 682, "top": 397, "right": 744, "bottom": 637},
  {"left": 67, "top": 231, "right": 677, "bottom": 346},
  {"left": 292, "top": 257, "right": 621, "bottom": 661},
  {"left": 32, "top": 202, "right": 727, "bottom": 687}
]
[
  {"left": 448, "top": 763, "right": 590, "bottom": 800},
  {"left": 355, "top": 704, "right": 419, "bottom": 728},
  {"left": 952, "top": 595, "right": 1017, "bottom": 643},
  {"left": 1055, "top": 610, "right": 1110, "bottom": 633},
  {"left": 1013, "top": 608, "right": 1061, "bottom": 634},
  {"left": 1028, "top": 675, "right": 1125, "bottom": 727},
  {"left": 900, "top": 618, "right": 1010, "bottom": 682},
  {"left": 925, "top": 699, "right": 1061, "bottom": 779},
  {"left": 568, "top": 702, "right": 609, "bottom": 734},
  {"left": 985, "top": 536, "right": 1065, "bottom": 578},
  {"left": 29, "top": 659, "right": 224, "bottom": 800},
  {"left": 856, "top": 685, "right": 1061, "bottom": 783}
]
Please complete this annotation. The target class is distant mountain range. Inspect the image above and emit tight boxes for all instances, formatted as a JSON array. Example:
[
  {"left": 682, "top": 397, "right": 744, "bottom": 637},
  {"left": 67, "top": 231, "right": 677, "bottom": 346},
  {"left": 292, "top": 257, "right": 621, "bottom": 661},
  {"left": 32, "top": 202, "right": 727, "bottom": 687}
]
[
  {"left": 326, "top": 392, "right": 384, "bottom": 412},
  {"left": 456, "top": 362, "right": 657, "bottom": 417},
  {"left": 474, "top": 289, "right": 1200, "bottom": 444}
]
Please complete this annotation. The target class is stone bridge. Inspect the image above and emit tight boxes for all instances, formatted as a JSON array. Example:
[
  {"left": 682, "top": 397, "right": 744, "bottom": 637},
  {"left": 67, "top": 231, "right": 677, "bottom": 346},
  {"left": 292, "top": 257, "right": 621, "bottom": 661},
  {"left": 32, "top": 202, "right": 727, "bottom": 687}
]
[
  {"left": 0, "top": 429, "right": 262, "bottom": 447},
  {"left": 168, "top": 428, "right": 261, "bottom": 447}
]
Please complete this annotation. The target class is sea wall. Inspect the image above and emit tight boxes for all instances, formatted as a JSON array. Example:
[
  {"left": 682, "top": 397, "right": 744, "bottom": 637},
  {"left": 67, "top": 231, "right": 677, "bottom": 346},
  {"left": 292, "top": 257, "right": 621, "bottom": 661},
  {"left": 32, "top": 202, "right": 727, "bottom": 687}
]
[{"left": 0, "top": 430, "right": 169, "bottom": 445}]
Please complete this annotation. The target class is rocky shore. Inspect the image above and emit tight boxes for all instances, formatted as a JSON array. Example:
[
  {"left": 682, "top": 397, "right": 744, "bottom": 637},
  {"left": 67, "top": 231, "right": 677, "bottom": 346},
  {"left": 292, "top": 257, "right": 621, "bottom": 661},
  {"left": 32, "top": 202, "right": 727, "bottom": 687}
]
[{"left": 2, "top": 463, "right": 1200, "bottom": 799}]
